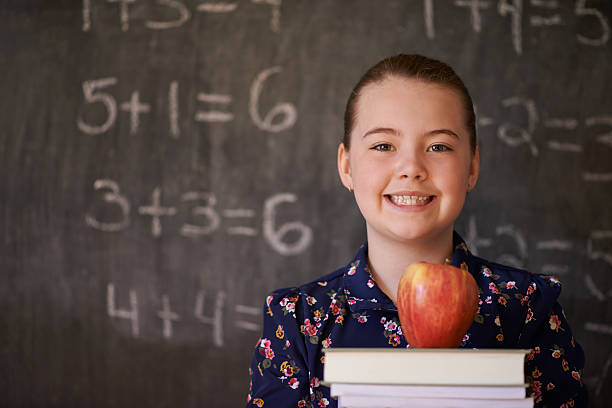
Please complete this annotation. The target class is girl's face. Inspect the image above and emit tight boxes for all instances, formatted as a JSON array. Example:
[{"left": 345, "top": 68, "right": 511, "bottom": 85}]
[{"left": 338, "top": 76, "right": 479, "bottom": 245}]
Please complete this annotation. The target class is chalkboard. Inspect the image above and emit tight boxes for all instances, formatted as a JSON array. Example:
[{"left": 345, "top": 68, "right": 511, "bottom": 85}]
[{"left": 1, "top": 1, "right": 611, "bottom": 407}]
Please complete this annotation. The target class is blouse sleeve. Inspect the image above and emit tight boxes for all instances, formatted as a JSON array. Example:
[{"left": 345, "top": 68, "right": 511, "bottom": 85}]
[
  {"left": 518, "top": 275, "right": 587, "bottom": 407},
  {"left": 246, "top": 289, "right": 311, "bottom": 408}
]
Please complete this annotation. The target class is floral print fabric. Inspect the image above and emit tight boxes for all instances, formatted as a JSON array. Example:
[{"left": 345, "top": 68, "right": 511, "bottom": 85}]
[{"left": 246, "top": 232, "right": 586, "bottom": 407}]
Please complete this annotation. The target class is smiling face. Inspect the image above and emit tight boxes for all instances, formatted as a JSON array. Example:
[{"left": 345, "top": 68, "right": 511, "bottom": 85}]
[{"left": 338, "top": 76, "right": 480, "bottom": 246}]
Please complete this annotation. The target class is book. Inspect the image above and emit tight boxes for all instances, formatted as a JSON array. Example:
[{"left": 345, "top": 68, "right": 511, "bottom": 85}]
[
  {"left": 330, "top": 383, "right": 528, "bottom": 400},
  {"left": 336, "top": 394, "right": 534, "bottom": 408},
  {"left": 323, "top": 348, "right": 530, "bottom": 386}
]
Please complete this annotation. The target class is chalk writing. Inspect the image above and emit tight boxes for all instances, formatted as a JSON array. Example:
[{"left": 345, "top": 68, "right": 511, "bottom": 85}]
[
  {"left": 466, "top": 218, "right": 612, "bottom": 282},
  {"left": 587, "top": 230, "right": 612, "bottom": 266},
  {"left": 464, "top": 215, "right": 493, "bottom": 256},
  {"left": 138, "top": 187, "right": 177, "bottom": 237},
  {"left": 107, "top": 283, "right": 139, "bottom": 336},
  {"left": 82, "top": 0, "right": 92, "bottom": 31},
  {"left": 263, "top": 193, "right": 313, "bottom": 256},
  {"left": 575, "top": 0, "right": 611, "bottom": 46},
  {"left": 477, "top": 97, "right": 612, "bottom": 181},
  {"left": 536, "top": 240, "right": 573, "bottom": 276},
  {"left": 581, "top": 327, "right": 612, "bottom": 397},
  {"left": 169, "top": 81, "right": 180, "bottom": 138},
  {"left": 195, "top": 92, "right": 234, "bottom": 123},
  {"left": 495, "top": 224, "right": 529, "bottom": 268},
  {"left": 78, "top": 67, "right": 297, "bottom": 137},
  {"left": 423, "top": 0, "right": 610, "bottom": 54},
  {"left": 497, "top": 97, "right": 539, "bottom": 156},
  {"left": 196, "top": 3, "right": 237, "bottom": 13},
  {"left": 195, "top": 290, "right": 226, "bottom": 347},
  {"left": 146, "top": 0, "right": 191, "bottom": 30},
  {"left": 252, "top": 0, "right": 282, "bottom": 33},
  {"left": 82, "top": 0, "right": 283, "bottom": 32},
  {"left": 223, "top": 209, "right": 257, "bottom": 236},
  {"left": 454, "top": 0, "right": 491, "bottom": 33},
  {"left": 82, "top": 0, "right": 610, "bottom": 54},
  {"left": 86, "top": 180, "right": 313, "bottom": 255},
  {"left": 106, "top": 0, "right": 133, "bottom": 31},
  {"left": 584, "top": 274, "right": 611, "bottom": 302},
  {"left": 585, "top": 321, "right": 612, "bottom": 336},
  {"left": 85, "top": 179, "right": 130, "bottom": 231},
  {"left": 157, "top": 294, "right": 180, "bottom": 339},
  {"left": 587, "top": 115, "right": 612, "bottom": 147},
  {"left": 592, "top": 353, "right": 612, "bottom": 397},
  {"left": 583, "top": 172, "right": 612, "bottom": 182},
  {"left": 77, "top": 77, "right": 118, "bottom": 135},
  {"left": 235, "top": 304, "right": 261, "bottom": 331},
  {"left": 180, "top": 192, "right": 221, "bottom": 237},
  {"left": 120, "top": 91, "right": 151, "bottom": 134},
  {"left": 108, "top": 283, "right": 259, "bottom": 346},
  {"left": 249, "top": 66, "right": 297, "bottom": 133}
]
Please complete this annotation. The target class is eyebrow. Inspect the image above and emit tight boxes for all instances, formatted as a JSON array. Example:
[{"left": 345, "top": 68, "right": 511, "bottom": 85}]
[
  {"left": 362, "top": 127, "right": 461, "bottom": 139},
  {"left": 362, "top": 127, "right": 400, "bottom": 138},
  {"left": 426, "top": 129, "right": 460, "bottom": 140}
]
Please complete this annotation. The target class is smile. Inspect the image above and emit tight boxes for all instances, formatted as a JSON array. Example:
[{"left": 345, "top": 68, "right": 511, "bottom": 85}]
[{"left": 387, "top": 194, "right": 434, "bottom": 206}]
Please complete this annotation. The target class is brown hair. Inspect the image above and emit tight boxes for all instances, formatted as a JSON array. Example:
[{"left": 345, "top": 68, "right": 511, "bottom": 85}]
[{"left": 343, "top": 54, "right": 477, "bottom": 153}]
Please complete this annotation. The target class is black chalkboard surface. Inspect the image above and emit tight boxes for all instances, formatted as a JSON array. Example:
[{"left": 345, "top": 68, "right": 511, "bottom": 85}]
[{"left": 2, "top": 1, "right": 611, "bottom": 407}]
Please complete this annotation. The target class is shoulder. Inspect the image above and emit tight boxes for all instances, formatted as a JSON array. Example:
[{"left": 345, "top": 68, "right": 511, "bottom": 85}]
[
  {"left": 465, "top": 254, "right": 568, "bottom": 346},
  {"left": 263, "top": 267, "right": 347, "bottom": 318},
  {"left": 469, "top": 254, "right": 562, "bottom": 304}
]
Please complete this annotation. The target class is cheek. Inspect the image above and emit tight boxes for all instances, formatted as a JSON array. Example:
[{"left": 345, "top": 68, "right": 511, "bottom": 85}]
[
  {"left": 351, "top": 161, "right": 389, "bottom": 208},
  {"left": 435, "top": 159, "right": 471, "bottom": 197},
  {"left": 437, "top": 169, "right": 468, "bottom": 221},
  {"left": 351, "top": 156, "right": 388, "bottom": 190}
]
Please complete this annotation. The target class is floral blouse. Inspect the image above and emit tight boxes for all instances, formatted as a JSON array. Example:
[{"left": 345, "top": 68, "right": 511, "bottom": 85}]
[{"left": 246, "top": 232, "right": 587, "bottom": 408}]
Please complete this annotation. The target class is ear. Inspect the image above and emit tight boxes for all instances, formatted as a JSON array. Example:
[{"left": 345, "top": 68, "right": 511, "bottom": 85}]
[
  {"left": 467, "top": 145, "right": 480, "bottom": 192},
  {"left": 337, "top": 143, "right": 353, "bottom": 191}
]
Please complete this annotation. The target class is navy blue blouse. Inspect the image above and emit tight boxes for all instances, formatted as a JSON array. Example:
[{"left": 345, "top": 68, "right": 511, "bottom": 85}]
[{"left": 246, "top": 232, "right": 587, "bottom": 408}]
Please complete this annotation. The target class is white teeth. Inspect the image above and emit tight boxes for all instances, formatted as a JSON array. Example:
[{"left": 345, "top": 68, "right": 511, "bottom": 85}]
[{"left": 389, "top": 195, "right": 432, "bottom": 206}]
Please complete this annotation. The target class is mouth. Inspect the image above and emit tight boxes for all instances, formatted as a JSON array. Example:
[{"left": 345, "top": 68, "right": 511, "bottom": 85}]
[{"left": 385, "top": 194, "right": 435, "bottom": 207}]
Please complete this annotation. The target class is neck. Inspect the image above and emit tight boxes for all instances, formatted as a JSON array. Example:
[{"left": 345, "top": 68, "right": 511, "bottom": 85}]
[{"left": 366, "top": 228, "right": 455, "bottom": 303}]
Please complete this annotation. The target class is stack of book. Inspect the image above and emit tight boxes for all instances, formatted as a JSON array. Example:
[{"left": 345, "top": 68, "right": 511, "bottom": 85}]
[{"left": 323, "top": 348, "right": 533, "bottom": 408}]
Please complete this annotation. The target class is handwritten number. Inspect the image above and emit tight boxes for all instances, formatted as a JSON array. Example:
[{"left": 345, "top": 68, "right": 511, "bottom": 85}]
[
  {"left": 180, "top": 192, "right": 221, "bottom": 237},
  {"left": 85, "top": 179, "right": 130, "bottom": 231},
  {"left": 249, "top": 67, "right": 297, "bottom": 133},
  {"left": 263, "top": 193, "right": 312, "bottom": 256},
  {"left": 78, "top": 78, "right": 118, "bottom": 135},
  {"left": 146, "top": 0, "right": 191, "bottom": 29},
  {"left": 575, "top": 0, "right": 610, "bottom": 46}
]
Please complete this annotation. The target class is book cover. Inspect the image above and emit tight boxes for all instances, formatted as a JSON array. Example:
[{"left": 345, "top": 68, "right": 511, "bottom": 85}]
[
  {"left": 323, "top": 348, "right": 530, "bottom": 386},
  {"left": 336, "top": 394, "right": 534, "bottom": 408},
  {"left": 330, "top": 383, "right": 528, "bottom": 399}
]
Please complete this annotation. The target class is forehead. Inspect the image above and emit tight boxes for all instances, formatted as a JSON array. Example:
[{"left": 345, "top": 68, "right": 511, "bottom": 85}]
[{"left": 353, "top": 76, "right": 467, "bottom": 134}]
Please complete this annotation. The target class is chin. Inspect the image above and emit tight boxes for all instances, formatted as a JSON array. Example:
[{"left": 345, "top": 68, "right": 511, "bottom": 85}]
[{"left": 388, "top": 225, "right": 452, "bottom": 244}]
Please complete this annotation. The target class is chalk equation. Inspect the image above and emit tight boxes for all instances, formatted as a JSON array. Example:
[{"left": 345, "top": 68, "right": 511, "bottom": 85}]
[
  {"left": 82, "top": 0, "right": 610, "bottom": 54},
  {"left": 82, "top": 0, "right": 282, "bottom": 33},
  {"left": 428, "top": 0, "right": 610, "bottom": 53},
  {"left": 85, "top": 179, "right": 313, "bottom": 256},
  {"left": 107, "top": 283, "right": 258, "bottom": 347},
  {"left": 77, "top": 66, "right": 297, "bottom": 138},
  {"left": 464, "top": 215, "right": 612, "bottom": 300},
  {"left": 477, "top": 98, "right": 612, "bottom": 182}
]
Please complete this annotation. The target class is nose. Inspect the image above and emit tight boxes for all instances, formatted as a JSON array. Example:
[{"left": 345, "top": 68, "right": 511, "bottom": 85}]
[{"left": 396, "top": 149, "right": 428, "bottom": 181}]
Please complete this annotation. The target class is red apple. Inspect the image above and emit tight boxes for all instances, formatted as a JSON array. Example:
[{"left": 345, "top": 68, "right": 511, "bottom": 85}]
[{"left": 396, "top": 261, "right": 479, "bottom": 348}]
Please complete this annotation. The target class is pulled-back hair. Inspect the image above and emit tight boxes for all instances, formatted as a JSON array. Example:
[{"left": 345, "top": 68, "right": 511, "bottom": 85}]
[{"left": 343, "top": 54, "right": 477, "bottom": 153}]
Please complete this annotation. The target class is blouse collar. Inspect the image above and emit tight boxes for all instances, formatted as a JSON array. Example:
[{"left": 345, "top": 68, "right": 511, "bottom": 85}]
[{"left": 342, "top": 231, "right": 474, "bottom": 313}]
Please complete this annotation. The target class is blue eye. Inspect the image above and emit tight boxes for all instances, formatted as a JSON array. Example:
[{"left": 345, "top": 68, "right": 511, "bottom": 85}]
[
  {"left": 429, "top": 144, "right": 451, "bottom": 152},
  {"left": 373, "top": 143, "right": 393, "bottom": 152}
]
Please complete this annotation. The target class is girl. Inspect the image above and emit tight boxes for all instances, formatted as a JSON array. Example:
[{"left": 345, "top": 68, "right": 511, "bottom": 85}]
[{"left": 246, "top": 54, "right": 586, "bottom": 408}]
